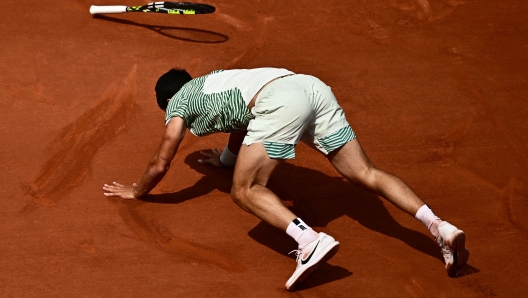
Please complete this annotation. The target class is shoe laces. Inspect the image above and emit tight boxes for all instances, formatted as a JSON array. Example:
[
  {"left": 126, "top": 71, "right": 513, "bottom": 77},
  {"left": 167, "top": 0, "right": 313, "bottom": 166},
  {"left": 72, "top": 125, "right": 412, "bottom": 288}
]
[
  {"left": 289, "top": 238, "right": 320, "bottom": 265},
  {"left": 289, "top": 246, "right": 309, "bottom": 265},
  {"left": 289, "top": 249, "right": 302, "bottom": 263}
]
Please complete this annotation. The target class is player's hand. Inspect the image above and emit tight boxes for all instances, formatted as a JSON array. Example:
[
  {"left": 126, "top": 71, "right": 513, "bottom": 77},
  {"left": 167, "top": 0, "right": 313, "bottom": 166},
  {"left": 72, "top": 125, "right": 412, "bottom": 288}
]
[
  {"left": 103, "top": 182, "right": 138, "bottom": 199},
  {"left": 198, "top": 148, "right": 224, "bottom": 167}
]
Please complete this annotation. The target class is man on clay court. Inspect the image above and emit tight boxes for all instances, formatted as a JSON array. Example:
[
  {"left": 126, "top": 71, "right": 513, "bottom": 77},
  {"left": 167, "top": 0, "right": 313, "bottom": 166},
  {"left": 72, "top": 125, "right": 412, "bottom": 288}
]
[{"left": 103, "top": 67, "right": 470, "bottom": 289}]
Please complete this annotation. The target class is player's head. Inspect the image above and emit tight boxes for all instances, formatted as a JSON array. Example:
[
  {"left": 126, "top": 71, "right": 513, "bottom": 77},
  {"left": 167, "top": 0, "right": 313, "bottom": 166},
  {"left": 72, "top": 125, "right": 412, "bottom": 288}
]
[{"left": 155, "top": 68, "right": 192, "bottom": 110}]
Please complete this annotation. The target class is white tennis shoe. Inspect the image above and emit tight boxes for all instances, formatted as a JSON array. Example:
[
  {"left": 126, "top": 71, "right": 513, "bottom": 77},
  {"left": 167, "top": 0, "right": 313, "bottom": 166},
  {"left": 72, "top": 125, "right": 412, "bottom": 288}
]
[
  {"left": 285, "top": 232, "right": 340, "bottom": 290},
  {"left": 437, "top": 221, "right": 469, "bottom": 277}
]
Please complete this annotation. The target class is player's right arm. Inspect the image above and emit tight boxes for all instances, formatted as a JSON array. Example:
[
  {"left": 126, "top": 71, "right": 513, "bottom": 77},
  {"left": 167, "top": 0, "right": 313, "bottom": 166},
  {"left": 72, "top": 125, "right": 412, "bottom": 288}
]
[
  {"left": 103, "top": 117, "right": 186, "bottom": 199},
  {"left": 133, "top": 116, "right": 187, "bottom": 197}
]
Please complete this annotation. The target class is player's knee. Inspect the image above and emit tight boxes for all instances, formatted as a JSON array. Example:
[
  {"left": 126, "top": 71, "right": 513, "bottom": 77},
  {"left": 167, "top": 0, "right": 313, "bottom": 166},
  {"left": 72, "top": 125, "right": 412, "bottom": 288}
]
[
  {"left": 230, "top": 185, "right": 248, "bottom": 207},
  {"left": 350, "top": 165, "right": 379, "bottom": 189}
]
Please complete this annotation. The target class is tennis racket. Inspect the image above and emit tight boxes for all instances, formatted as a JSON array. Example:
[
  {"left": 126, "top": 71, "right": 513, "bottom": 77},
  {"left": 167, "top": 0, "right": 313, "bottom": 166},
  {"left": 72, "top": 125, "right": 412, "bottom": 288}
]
[{"left": 90, "top": 2, "right": 216, "bottom": 15}]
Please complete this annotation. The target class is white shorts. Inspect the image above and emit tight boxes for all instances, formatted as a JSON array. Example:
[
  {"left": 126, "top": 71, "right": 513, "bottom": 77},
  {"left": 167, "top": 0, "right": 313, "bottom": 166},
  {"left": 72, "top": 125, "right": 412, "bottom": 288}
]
[{"left": 243, "top": 74, "right": 356, "bottom": 159}]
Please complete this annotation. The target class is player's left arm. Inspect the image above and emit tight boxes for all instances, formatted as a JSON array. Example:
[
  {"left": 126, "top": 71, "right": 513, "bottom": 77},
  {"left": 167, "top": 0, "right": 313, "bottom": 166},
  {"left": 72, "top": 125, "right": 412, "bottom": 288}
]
[
  {"left": 103, "top": 117, "right": 187, "bottom": 199},
  {"left": 198, "top": 129, "right": 246, "bottom": 167}
]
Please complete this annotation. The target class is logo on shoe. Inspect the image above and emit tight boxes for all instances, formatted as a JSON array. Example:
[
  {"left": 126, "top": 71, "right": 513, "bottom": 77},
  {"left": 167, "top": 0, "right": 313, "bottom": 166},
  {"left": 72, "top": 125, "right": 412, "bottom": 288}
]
[{"left": 301, "top": 241, "right": 320, "bottom": 265}]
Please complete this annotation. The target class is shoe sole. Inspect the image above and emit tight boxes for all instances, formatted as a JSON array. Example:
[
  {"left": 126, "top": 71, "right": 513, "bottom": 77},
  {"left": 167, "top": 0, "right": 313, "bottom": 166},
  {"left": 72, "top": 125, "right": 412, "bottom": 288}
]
[
  {"left": 286, "top": 241, "right": 340, "bottom": 291},
  {"left": 446, "top": 231, "right": 470, "bottom": 277}
]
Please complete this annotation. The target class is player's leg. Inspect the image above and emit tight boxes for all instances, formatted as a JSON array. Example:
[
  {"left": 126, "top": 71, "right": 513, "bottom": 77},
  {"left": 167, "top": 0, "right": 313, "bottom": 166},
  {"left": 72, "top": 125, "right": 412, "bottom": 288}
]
[
  {"left": 234, "top": 75, "right": 340, "bottom": 290},
  {"left": 327, "top": 139, "right": 469, "bottom": 276},
  {"left": 232, "top": 142, "right": 340, "bottom": 290},
  {"left": 231, "top": 142, "right": 295, "bottom": 230},
  {"left": 327, "top": 139, "right": 425, "bottom": 216},
  {"left": 303, "top": 73, "right": 469, "bottom": 276}
]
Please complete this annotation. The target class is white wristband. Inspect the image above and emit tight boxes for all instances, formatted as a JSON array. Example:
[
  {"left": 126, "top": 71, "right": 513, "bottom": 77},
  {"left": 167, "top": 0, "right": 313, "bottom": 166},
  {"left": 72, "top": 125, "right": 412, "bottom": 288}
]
[{"left": 220, "top": 145, "right": 237, "bottom": 167}]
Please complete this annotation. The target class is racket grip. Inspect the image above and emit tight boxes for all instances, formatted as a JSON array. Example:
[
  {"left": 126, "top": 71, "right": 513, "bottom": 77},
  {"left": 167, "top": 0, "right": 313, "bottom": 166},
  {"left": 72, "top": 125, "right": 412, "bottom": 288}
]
[{"left": 89, "top": 5, "right": 128, "bottom": 14}]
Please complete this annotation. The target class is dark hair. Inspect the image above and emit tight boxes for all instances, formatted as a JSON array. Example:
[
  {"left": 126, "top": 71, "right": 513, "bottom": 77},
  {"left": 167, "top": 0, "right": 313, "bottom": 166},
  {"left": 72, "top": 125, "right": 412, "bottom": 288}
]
[{"left": 155, "top": 68, "right": 192, "bottom": 110}]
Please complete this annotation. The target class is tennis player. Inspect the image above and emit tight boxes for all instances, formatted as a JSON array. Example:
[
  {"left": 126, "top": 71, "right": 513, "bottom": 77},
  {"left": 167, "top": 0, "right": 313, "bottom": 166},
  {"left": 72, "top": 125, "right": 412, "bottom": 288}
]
[{"left": 103, "top": 67, "right": 469, "bottom": 289}]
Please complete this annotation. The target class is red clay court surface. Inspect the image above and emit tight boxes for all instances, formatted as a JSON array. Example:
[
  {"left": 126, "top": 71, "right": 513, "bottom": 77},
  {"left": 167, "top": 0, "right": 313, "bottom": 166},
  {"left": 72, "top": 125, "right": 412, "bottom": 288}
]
[{"left": 1, "top": 0, "right": 527, "bottom": 297}]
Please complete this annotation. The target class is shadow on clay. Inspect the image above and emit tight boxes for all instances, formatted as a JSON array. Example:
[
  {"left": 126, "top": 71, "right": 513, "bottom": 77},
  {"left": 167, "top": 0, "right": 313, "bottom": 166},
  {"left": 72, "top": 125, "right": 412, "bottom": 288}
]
[
  {"left": 454, "top": 263, "right": 480, "bottom": 278},
  {"left": 142, "top": 150, "right": 477, "bottom": 284},
  {"left": 300, "top": 263, "right": 353, "bottom": 291},
  {"left": 139, "top": 151, "right": 233, "bottom": 204},
  {"left": 93, "top": 15, "right": 229, "bottom": 44},
  {"left": 247, "top": 220, "right": 353, "bottom": 288}
]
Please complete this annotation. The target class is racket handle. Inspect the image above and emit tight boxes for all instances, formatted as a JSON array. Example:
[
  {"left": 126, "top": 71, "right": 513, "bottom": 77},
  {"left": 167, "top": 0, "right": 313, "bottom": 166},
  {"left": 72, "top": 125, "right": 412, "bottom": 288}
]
[{"left": 89, "top": 5, "right": 128, "bottom": 14}]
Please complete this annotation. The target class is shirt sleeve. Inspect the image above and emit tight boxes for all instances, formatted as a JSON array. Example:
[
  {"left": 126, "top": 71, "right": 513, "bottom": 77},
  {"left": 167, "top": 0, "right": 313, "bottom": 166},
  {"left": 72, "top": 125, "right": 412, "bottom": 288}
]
[{"left": 165, "top": 93, "right": 190, "bottom": 127}]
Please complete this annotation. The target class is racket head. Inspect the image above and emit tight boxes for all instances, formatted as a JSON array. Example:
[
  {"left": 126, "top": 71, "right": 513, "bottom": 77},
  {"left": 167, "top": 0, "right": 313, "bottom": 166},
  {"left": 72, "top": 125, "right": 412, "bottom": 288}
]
[{"left": 127, "top": 2, "right": 216, "bottom": 14}]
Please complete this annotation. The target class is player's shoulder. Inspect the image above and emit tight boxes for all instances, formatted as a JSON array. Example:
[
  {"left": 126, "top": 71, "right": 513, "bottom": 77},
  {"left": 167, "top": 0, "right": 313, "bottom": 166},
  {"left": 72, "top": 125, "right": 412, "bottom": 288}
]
[
  {"left": 190, "top": 69, "right": 224, "bottom": 84},
  {"left": 204, "top": 69, "right": 224, "bottom": 76}
]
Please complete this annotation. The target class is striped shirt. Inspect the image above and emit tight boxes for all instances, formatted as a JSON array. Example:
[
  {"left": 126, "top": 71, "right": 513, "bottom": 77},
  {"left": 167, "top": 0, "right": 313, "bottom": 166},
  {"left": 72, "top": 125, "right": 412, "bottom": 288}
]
[{"left": 165, "top": 68, "right": 293, "bottom": 136}]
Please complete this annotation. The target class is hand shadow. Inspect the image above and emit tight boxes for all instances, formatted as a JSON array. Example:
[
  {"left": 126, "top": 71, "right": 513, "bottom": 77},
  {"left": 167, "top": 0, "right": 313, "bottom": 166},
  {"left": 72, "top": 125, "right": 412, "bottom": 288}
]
[
  {"left": 93, "top": 15, "right": 229, "bottom": 43},
  {"left": 139, "top": 150, "right": 233, "bottom": 204}
]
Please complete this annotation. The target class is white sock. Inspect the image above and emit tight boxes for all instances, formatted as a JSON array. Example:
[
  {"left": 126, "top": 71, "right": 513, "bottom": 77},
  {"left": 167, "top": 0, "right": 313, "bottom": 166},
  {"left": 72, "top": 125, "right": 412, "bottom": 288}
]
[
  {"left": 415, "top": 204, "right": 441, "bottom": 238},
  {"left": 286, "top": 218, "right": 319, "bottom": 248}
]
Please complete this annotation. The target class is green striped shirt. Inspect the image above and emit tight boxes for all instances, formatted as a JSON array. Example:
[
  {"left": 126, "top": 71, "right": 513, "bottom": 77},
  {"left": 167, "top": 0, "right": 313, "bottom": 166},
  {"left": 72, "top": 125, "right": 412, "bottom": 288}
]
[{"left": 165, "top": 70, "right": 254, "bottom": 136}]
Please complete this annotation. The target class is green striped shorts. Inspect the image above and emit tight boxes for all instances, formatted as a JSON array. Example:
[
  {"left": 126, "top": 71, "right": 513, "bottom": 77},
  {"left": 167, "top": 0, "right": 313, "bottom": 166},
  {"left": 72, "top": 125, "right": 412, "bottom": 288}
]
[{"left": 243, "top": 74, "right": 356, "bottom": 159}]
